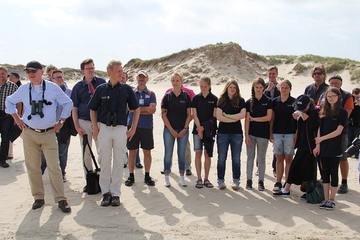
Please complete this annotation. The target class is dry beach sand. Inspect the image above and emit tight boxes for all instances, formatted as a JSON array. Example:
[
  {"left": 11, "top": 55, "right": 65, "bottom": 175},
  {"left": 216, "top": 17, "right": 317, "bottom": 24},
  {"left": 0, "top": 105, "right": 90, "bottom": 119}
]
[{"left": 1, "top": 63, "right": 360, "bottom": 239}]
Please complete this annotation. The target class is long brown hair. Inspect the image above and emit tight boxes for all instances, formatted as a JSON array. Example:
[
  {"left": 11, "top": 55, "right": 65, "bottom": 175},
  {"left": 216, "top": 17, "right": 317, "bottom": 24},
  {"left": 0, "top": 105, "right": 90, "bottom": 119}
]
[
  {"left": 250, "top": 77, "right": 266, "bottom": 112},
  {"left": 319, "top": 87, "right": 342, "bottom": 118},
  {"left": 217, "top": 79, "right": 242, "bottom": 108}
]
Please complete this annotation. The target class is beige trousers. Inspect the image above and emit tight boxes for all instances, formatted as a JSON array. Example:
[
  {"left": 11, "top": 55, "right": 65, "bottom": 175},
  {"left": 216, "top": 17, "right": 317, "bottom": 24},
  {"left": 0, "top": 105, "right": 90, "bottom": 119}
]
[{"left": 22, "top": 128, "right": 66, "bottom": 202}]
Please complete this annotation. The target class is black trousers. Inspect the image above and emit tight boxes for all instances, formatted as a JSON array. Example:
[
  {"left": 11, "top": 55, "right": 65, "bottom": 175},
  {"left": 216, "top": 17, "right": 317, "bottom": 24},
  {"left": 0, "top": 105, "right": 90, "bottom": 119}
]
[
  {"left": 320, "top": 156, "right": 340, "bottom": 187},
  {"left": 0, "top": 115, "right": 14, "bottom": 162}
]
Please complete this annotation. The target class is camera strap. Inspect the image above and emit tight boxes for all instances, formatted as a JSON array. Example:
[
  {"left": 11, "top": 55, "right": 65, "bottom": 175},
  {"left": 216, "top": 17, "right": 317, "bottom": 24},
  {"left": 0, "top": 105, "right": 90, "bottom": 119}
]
[{"left": 27, "top": 80, "right": 53, "bottom": 120}]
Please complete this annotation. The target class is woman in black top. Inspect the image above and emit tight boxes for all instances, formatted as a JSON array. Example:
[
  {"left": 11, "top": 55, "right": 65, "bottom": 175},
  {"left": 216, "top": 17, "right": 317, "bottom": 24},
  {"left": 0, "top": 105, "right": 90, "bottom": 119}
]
[
  {"left": 192, "top": 77, "right": 218, "bottom": 188},
  {"left": 161, "top": 72, "right": 192, "bottom": 187},
  {"left": 314, "top": 87, "right": 347, "bottom": 210},
  {"left": 215, "top": 79, "right": 246, "bottom": 190}
]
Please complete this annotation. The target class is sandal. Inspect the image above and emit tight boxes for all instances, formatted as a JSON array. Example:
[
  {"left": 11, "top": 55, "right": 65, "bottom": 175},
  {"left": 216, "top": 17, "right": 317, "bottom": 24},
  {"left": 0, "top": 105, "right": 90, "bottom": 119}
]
[
  {"left": 204, "top": 179, "right": 214, "bottom": 188},
  {"left": 195, "top": 179, "right": 203, "bottom": 188}
]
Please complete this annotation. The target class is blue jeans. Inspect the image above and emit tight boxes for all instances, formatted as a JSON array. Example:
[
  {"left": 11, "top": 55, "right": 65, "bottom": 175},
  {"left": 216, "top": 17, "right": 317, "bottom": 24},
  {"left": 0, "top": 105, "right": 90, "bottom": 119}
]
[
  {"left": 217, "top": 133, "right": 243, "bottom": 180},
  {"left": 163, "top": 127, "right": 189, "bottom": 174},
  {"left": 41, "top": 133, "right": 70, "bottom": 176}
]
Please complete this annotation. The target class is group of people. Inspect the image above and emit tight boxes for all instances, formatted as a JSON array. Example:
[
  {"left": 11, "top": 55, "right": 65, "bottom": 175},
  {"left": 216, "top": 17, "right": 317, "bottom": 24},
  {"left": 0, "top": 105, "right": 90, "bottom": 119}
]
[{"left": 0, "top": 60, "right": 359, "bottom": 212}]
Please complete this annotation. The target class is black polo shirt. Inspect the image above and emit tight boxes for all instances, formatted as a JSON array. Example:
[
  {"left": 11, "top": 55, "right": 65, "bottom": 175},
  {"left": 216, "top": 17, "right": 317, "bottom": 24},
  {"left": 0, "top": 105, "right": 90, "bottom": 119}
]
[
  {"left": 272, "top": 96, "right": 296, "bottom": 134},
  {"left": 304, "top": 82, "right": 328, "bottom": 104},
  {"left": 87, "top": 82, "right": 138, "bottom": 126},
  {"left": 191, "top": 92, "right": 218, "bottom": 134},
  {"left": 161, "top": 90, "right": 191, "bottom": 130},
  {"left": 349, "top": 102, "right": 360, "bottom": 128},
  {"left": 217, "top": 97, "right": 246, "bottom": 134},
  {"left": 246, "top": 95, "right": 273, "bottom": 139},
  {"left": 320, "top": 108, "right": 347, "bottom": 157}
]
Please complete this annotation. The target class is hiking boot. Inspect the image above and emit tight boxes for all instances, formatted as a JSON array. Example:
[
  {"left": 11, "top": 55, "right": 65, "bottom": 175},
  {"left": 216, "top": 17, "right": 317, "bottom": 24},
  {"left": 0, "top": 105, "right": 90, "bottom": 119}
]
[
  {"left": 111, "top": 196, "right": 120, "bottom": 207},
  {"left": 101, "top": 193, "right": 112, "bottom": 207},
  {"left": 258, "top": 180, "right": 265, "bottom": 191},
  {"left": 125, "top": 177, "right": 135, "bottom": 187},
  {"left": 144, "top": 176, "right": 155, "bottom": 186},
  {"left": 273, "top": 182, "right": 282, "bottom": 192},
  {"left": 337, "top": 183, "right": 348, "bottom": 194},
  {"left": 246, "top": 179, "right": 252, "bottom": 190}
]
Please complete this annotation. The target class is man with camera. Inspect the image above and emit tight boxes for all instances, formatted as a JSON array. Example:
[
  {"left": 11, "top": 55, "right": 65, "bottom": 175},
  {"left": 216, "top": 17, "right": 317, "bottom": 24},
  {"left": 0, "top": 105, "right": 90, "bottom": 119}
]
[
  {"left": 5, "top": 61, "right": 73, "bottom": 213},
  {"left": 348, "top": 88, "right": 360, "bottom": 159},
  {"left": 71, "top": 59, "right": 106, "bottom": 191},
  {"left": 88, "top": 60, "right": 139, "bottom": 207}
]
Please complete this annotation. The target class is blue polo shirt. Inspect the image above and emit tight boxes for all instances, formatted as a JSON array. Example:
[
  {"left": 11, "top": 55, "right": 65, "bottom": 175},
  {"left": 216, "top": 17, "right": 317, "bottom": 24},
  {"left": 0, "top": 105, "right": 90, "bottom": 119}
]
[
  {"left": 71, "top": 76, "right": 106, "bottom": 121},
  {"left": 87, "top": 82, "right": 138, "bottom": 126},
  {"left": 246, "top": 94, "right": 273, "bottom": 139},
  {"left": 272, "top": 96, "right": 296, "bottom": 134},
  {"left": 127, "top": 86, "right": 156, "bottom": 129},
  {"left": 304, "top": 81, "right": 328, "bottom": 104}
]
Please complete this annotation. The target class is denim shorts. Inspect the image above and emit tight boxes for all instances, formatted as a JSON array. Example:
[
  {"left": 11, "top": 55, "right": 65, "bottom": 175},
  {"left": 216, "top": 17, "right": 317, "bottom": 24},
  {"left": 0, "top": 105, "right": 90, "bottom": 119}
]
[
  {"left": 273, "top": 133, "right": 295, "bottom": 156},
  {"left": 193, "top": 134, "right": 205, "bottom": 152}
]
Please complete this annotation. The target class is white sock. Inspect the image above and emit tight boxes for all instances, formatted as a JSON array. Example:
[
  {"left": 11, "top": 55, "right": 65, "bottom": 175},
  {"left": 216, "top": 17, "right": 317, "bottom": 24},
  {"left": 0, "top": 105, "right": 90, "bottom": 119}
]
[
  {"left": 282, "top": 189, "right": 289, "bottom": 193},
  {"left": 180, "top": 176, "right": 186, "bottom": 186},
  {"left": 165, "top": 176, "right": 171, "bottom": 186}
]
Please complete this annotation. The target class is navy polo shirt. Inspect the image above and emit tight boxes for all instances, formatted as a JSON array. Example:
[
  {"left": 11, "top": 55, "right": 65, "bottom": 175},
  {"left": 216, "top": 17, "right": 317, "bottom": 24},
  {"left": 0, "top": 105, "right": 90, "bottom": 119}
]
[
  {"left": 272, "top": 96, "right": 296, "bottom": 134},
  {"left": 71, "top": 77, "right": 106, "bottom": 121},
  {"left": 217, "top": 97, "right": 246, "bottom": 134},
  {"left": 304, "top": 82, "right": 328, "bottom": 104},
  {"left": 161, "top": 90, "right": 191, "bottom": 130},
  {"left": 191, "top": 92, "right": 218, "bottom": 134},
  {"left": 87, "top": 82, "right": 138, "bottom": 126},
  {"left": 127, "top": 86, "right": 156, "bottom": 129},
  {"left": 320, "top": 108, "right": 347, "bottom": 157},
  {"left": 246, "top": 95, "right": 273, "bottom": 139}
]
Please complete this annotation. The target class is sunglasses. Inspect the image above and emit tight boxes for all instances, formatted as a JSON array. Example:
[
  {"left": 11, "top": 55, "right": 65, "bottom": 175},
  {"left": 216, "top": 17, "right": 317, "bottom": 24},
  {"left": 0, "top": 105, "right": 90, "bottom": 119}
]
[
  {"left": 313, "top": 72, "right": 323, "bottom": 76},
  {"left": 26, "top": 69, "right": 37, "bottom": 74}
]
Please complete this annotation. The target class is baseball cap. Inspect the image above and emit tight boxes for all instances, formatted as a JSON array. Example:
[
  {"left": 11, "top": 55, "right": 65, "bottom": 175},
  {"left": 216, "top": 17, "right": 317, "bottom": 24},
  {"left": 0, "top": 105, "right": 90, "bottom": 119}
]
[
  {"left": 328, "top": 75, "right": 342, "bottom": 82},
  {"left": 8, "top": 72, "right": 20, "bottom": 78},
  {"left": 294, "top": 94, "right": 310, "bottom": 111},
  {"left": 137, "top": 70, "right": 148, "bottom": 78},
  {"left": 24, "top": 61, "right": 43, "bottom": 71}
]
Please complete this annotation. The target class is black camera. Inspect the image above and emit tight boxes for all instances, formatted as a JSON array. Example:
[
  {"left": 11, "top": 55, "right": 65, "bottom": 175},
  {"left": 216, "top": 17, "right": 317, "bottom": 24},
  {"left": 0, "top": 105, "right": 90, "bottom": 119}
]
[
  {"left": 345, "top": 137, "right": 360, "bottom": 157},
  {"left": 30, "top": 100, "right": 44, "bottom": 118},
  {"left": 106, "top": 112, "right": 117, "bottom": 127}
]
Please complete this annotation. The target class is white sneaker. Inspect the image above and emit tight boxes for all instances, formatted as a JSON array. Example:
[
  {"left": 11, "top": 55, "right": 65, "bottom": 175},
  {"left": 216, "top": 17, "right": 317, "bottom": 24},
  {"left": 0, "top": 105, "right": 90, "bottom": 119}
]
[
  {"left": 179, "top": 178, "right": 187, "bottom": 187},
  {"left": 165, "top": 177, "right": 171, "bottom": 187}
]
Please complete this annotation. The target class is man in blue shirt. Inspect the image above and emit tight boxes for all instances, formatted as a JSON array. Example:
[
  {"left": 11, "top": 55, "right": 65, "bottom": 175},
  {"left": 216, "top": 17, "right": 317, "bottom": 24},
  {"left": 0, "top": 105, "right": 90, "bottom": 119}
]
[
  {"left": 88, "top": 60, "right": 140, "bottom": 207},
  {"left": 304, "top": 65, "right": 329, "bottom": 104},
  {"left": 125, "top": 70, "right": 156, "bottom": 187},
  {"left": 5, "top": 61, "right": 73, "bottom": 213},
  {"left": 71, "top": 59, "right": 106, "bottom": 192}
]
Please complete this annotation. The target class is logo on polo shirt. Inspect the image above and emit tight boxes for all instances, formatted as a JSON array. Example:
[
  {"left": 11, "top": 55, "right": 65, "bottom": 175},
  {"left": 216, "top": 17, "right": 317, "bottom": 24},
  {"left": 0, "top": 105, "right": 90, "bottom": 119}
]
[
  {"left": 180, "top": 101, "right": 185, "bottom": 103},
  {"left": 208, "top": 101, "right": 214, "bottom": 104},
  {"left": 262, "top": 103, "right": 267, "bottom": 106},
  {"left": 145, "top": 95, "right": 150, "bottom": 98}
]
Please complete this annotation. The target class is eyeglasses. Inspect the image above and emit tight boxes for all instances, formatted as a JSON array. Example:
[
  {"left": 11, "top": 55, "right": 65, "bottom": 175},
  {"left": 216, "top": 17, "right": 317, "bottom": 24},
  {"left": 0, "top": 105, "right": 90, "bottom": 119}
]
[
  {"left": 313, "top": 72, "right": 323, "bottom": 76},
  {"left": 26, "top": 69, "right": 37, "bottom": 74},
  {"left": 53, "top": 76, "right": 64, "bottom": 80},
  {"left": 84, "top": 67, "right": 95, "bottom": 71},
  {"left": 327, "top": 95, "right": 338, "bottom": 99}
]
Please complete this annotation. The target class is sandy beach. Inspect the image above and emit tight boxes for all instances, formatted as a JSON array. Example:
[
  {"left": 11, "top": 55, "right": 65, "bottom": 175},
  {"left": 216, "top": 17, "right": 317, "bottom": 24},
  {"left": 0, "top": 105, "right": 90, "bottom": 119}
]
[{"left": 1, "top": 64, "right": 360, "bottom": 239}]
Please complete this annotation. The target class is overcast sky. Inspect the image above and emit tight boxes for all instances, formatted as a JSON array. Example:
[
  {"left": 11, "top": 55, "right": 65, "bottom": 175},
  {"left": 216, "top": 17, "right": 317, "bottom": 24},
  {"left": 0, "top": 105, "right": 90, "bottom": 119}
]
[{"left": 1, "top": 0, "right": 359, "bottom": 71}]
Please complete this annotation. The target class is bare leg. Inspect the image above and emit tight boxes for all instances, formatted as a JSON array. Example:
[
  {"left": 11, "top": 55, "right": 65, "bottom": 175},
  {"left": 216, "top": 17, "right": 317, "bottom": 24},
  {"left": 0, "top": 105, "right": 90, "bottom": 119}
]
[
  {"left": 323, "top": 183, "right": 330, "bottom": 200},
  {"left": 339, "top": 160, "right": 349, "bottom": 181},
  {"left": 204, "top": 152, "right": 211, "bottom": 180},
  {"left": 128, "top": 149, "right": 137, "bottom": 174},
  {"left": 195, "top": 152, "right": 202, "bottom": 180},
  {"left": 143, "top": 149, "right": 151, "bottom": 173},
  {"left": 330, "top": 186, "right": 337, "bottom": 201},
  {"left": 276, "top": 154, "right": 285, "bottom": 183},
  {"left": 284, "top": 154, "right": 293, "bottom": 182}
]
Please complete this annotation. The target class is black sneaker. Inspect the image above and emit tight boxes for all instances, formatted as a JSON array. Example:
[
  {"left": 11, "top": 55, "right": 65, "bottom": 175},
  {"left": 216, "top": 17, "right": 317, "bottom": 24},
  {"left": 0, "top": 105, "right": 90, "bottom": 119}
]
[
  {"left": 258, "top": 180, "right": 265, "bottom": 191},
  {"left": 186, "top": 169, "right": 192, "bottom": 176},
  {"left": 161, "top": 169, "right": 170, "bottom": 174},
  {"left": 246, "top": 179, "right": 252, "bottom": 190},
  {"left": 300, "top": 193, "right": 307, "bottom": 200},
  {"left": 325, "top": 200, "right": 335, "bottom": 210},
  {"left": 125, "top": 177, "right": 135, "bottom": 187},
  {"left": 124, "top": 163, "right": 127, "bottom": 168},
  {"left": 111, "top": 196, "right": 120, "bottom": 207},
  {"left": 319, "top": 200, "right": 328, "bottom": 209},
  {"left": 273, "top": 182, "right": 282, "bottom": 191},
  {"left": 135, "top": 163, "right": 143, "bottom": 169},
  {"left": 273, "top": 190, "right": 290, "bottom": 196},
  {"left": 101, "top": 193, "right": 112, "bottom": 207},
  {"left": 337, "top": 183, "right": 348, "bottom": 194},
  {"left": 144, "top": 177, "right": 155, "bottom": 186}
]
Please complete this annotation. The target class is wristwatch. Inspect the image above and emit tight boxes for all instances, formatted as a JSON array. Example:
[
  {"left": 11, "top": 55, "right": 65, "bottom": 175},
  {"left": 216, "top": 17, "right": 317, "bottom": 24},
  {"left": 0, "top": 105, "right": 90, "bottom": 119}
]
[{"left": 59, "top": 120, "right": 65, "bottom": 124}]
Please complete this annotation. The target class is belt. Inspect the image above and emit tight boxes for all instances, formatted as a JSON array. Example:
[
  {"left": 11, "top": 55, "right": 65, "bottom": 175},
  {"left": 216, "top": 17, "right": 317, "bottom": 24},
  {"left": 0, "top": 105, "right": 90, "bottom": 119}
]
[{"left": 28, "top": 126, "right": 54, "bottom": 133}]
